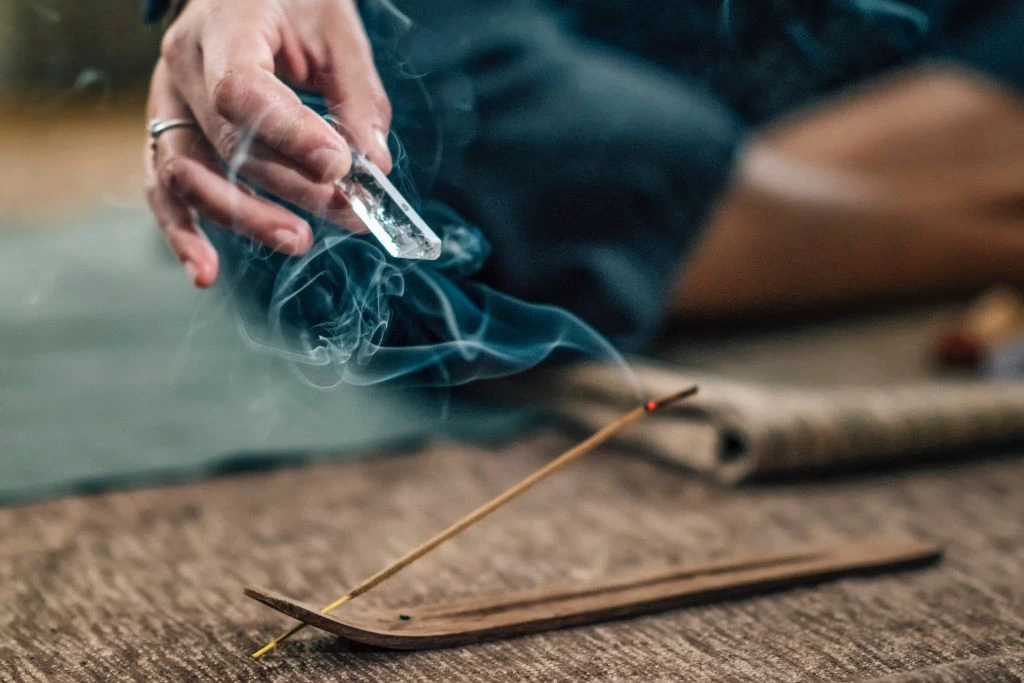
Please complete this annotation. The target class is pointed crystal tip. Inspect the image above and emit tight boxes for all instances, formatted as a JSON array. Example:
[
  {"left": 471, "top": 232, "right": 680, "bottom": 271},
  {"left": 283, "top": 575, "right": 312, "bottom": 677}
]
[{"left": 336, "top": 152, "right": 442, "bottom": 261}]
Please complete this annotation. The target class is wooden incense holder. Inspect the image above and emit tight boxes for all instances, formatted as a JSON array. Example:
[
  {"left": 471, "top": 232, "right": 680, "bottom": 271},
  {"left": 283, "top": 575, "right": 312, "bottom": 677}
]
[
  {"left": 249, "top": 387, "right": 702, "bottom": 658},
  {"left": 246, "top": 535, "right": 940, "bottom": 650}
]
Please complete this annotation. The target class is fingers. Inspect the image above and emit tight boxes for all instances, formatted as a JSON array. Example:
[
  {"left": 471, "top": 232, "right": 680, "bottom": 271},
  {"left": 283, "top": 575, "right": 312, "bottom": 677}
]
[
  {"left": 146, "top": 176, "right": 219, "bottom": 288},
  {"left": 149, "top": 0, "right": 394, "bottom": 277},
  {"left": 146, "top": 63, "right": 219, "bottom": 286},
  {"left": 156, "top": 140, "right": 314, "bottom": 256},
  {"left": 318, "top": 1, "right": 393, "bottom": 173},
  {"left": 164, "top": 15, "right": 368, "bottom": 226},
  {"left": 322, "top": 63, "right": 393, "bottom": 174},
  {"left": 148, "top": 62, "right": 315, "bottom": 286},
  {"left": 235, "top": 141, "right": 352, "bottom": 218},
  {"left": 198, "top": 23, "right": 353, "bottom": 182}
]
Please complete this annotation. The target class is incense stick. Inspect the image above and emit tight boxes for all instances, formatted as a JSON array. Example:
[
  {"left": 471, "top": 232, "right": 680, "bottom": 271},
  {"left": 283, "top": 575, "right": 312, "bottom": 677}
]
[{"left": 250, "top": 385, "right": 699, "bottom": 658}]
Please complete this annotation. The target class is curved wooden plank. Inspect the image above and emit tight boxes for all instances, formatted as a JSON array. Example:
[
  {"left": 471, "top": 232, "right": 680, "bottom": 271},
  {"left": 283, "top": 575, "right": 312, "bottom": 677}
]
[{"left": 246, "top": 535, "right": 941, "bottom": 651}]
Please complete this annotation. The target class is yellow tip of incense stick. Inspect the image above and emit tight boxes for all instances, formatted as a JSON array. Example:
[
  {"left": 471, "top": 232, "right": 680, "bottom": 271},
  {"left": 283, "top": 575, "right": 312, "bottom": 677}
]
[
  {"left": 251, "top": 623, "right": 305, "bottom": 659},
  {"left": 250, "top": 643, "right": 276, "bottom": 660},
  {"left": 250, "top": 596, "right": 353, "bottom": 659}
]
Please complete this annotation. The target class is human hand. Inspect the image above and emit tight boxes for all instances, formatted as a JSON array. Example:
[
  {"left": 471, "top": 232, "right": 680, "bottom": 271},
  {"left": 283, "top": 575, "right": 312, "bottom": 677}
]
[
  {"left": 145, "top": 0, "right": 392, "bottom": 287},
  {"left": 677, "top": 65, "right": 1024, "bottom": 319}
]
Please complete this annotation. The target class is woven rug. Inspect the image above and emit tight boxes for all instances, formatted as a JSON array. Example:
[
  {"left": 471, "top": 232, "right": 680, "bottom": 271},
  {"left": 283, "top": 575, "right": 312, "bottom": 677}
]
[
  {"left": 5, "top": 216, "right": 1024, "bottom": 679},
  {"left": 3, "top": 431, "right": 1024, "bottom": 681}
]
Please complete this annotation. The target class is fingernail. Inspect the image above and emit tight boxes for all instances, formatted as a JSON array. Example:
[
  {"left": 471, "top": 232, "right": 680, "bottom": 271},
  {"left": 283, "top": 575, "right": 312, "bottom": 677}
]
[
  {"left": 374, "top": 128, "right": 393, "bottom": 171},
  {"left": 374, "top": 128, "right": 389, "bottom": 155},
  {"left": 307, "top": 147, "right": 349, "bottom": 181},
  {"left": 183, "top": 260, "right": 199, "bottom": 284},
  {"left": 272, "top": 227, "right": 311, "bottom": 255}
]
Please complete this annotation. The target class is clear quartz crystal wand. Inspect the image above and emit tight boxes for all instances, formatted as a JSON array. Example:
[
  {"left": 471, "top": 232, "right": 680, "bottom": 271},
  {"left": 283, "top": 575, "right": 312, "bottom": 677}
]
[{"left": 325, "top": 118, "right": 441, "bottom": 261}]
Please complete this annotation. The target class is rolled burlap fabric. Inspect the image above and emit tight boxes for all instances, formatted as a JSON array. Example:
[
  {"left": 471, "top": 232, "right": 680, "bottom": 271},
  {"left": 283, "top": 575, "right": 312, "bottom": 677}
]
[{"left": 548, "top": 362, "right": 1024, "bottom": 484}]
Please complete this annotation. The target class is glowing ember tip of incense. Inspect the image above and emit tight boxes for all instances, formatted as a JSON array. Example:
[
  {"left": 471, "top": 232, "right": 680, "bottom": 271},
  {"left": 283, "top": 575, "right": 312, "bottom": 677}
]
[{"left": 644, "top": 386, "right": 698, "bottom": 413}]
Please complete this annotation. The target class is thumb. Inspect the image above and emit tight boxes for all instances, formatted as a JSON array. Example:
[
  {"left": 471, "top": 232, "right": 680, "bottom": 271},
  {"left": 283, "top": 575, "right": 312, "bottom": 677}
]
[{"left": 318, "top": 6, "right": 393, "bottom": 173}]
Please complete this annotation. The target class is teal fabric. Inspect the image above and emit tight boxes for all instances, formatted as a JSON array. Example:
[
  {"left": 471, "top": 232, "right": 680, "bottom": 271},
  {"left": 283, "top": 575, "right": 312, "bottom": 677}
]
[{"left": 0, "top": 206, "right": 525, "bottom": 505}]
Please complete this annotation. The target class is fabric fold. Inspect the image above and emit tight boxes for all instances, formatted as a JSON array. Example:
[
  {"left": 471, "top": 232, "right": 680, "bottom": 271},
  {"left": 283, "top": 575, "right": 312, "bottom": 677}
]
[{"left": 550, "top": 362, "right": 1024, "bottom": 483}]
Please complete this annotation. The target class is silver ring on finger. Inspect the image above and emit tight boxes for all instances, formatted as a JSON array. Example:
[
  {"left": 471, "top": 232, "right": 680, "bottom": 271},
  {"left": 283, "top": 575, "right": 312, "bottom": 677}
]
[{"left": 147, "top": 117, "right": 200, "bottom": 151}]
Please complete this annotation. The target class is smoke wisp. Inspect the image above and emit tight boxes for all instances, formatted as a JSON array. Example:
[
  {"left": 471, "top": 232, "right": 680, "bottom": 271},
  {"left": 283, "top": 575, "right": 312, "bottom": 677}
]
[{"left": 205, "top": 190, "right": 634, "bottom": 390}]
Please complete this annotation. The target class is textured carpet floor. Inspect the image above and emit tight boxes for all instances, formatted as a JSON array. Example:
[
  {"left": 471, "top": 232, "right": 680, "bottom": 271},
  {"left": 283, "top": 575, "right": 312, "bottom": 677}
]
[
  {"left": 3, "top": 430, "right": 1024, "bottom": 681},
  {"left": 5, "top": 212, "right": 1024, "bottom": 680}
]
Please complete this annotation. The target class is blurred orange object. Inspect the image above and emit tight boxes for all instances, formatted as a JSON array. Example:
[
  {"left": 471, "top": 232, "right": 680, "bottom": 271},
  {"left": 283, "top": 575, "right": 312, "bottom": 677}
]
[{"left": 935, "top": 287, "right": 1024, "bottom": 371}]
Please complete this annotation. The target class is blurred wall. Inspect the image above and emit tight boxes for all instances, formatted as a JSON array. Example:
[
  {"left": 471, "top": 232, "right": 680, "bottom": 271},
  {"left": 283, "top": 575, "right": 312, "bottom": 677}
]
[{"left": 0, "top": 0, "right": 159, "bottom": 102}]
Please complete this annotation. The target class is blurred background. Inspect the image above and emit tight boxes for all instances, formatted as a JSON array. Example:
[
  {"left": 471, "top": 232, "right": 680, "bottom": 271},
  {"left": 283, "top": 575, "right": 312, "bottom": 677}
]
[{"left": 0, "top": 1, "right": 156, "bottom": 220}]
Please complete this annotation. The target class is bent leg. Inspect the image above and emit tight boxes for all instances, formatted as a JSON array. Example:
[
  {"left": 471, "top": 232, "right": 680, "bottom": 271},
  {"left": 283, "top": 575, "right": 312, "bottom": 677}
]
[{"left": 381, "top": 0, "right": 745, "bottom": 348}]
